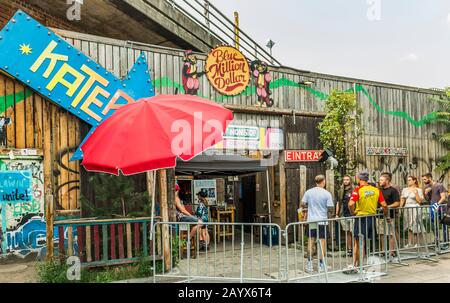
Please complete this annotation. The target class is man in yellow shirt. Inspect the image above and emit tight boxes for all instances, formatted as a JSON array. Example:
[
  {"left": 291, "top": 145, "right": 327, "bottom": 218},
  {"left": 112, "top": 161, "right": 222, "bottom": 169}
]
[{"left": 345, "top": 172, "right": 390, "bottom": 274}]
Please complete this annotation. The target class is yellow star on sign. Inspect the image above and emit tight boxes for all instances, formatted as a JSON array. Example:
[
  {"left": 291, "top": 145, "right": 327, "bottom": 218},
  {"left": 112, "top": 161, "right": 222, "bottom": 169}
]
[{"left": 19, "top": 44, "right": 32, "bottom": 55}]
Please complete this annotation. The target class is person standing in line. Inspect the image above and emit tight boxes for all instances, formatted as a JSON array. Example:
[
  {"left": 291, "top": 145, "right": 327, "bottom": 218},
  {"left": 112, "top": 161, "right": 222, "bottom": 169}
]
[
  {"left": 335, "top": 175, "right": 354, "bottom": 257},
  {"left": 401, "top": 176, "right": 424, "bottom": 248},
  {"left": 345, "top": 172, "right": 389, "bottom": 274},
  {"left": 377, "top": 173, "right": 401, "bottom": 259},
  {"left": 422, "top": 173, "right": 449, "bottom": 250},
  {"left": 301, "top": 175, "right": 335, "bottom": 273}
]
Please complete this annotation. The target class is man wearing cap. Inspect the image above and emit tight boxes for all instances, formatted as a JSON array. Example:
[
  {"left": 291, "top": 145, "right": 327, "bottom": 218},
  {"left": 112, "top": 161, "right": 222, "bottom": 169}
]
[
  {"left": 345, "top": 172, "right": 390, "bottom": 274},
  {"left": 175, "top": 183, "right": 202, "bottom": 240}
]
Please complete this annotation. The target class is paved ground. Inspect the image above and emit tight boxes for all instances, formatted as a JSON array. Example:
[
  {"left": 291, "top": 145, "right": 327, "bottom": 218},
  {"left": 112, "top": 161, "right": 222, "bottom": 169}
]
[
  {"left": 2, "top": 253, "right": 450, "bottom": 283},
  {"left": 0, "top": 262, "right": 38, "bottom": 283},
  {"left": 377, "top": 254, "right": 450, "bottom": 283}
]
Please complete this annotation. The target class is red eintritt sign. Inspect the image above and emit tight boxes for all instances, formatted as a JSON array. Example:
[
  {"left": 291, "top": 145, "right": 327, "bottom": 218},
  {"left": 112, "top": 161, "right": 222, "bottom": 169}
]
[{"left": 285, "top": 150, "right": 323, "bottom": 162}]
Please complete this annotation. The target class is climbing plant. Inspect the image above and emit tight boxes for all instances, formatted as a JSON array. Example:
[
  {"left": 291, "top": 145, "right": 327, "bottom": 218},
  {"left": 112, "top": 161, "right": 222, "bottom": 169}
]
[
  {"left": 318, "top": 89, "right": 363, "bottom": 181},
  {"left": 429, "top": 88, "right": 450, "bottom": 173}
]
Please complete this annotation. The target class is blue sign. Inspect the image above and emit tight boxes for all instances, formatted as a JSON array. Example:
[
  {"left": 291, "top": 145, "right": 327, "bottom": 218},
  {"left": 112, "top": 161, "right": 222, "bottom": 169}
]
[
  {"left": 0, "top": 10, "right": 155, "bottom": 160},
  {"left": 0, "top": 171, "right": 32, "bottom": 203}
]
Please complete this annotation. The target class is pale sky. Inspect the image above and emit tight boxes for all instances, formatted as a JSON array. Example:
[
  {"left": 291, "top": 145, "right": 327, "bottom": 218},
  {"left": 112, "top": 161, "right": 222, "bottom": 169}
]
[{"left": 206, "top": 0, "right": 450, "bottom": 89}]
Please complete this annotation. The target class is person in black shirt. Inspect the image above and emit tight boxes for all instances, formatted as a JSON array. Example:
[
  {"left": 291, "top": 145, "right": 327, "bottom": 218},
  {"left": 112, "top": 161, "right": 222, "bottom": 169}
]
[
  {"left": 336, "top": 175, "right": 354, "bottom": 257},
  {"left": 377, "top": 173, "right": 400, "bottom": 258}
]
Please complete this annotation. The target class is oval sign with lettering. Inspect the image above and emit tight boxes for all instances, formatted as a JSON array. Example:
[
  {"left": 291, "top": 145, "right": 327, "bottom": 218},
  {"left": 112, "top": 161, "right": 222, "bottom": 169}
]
[{"left": 205, "top": 45, "right": 250, "bottom": 96}]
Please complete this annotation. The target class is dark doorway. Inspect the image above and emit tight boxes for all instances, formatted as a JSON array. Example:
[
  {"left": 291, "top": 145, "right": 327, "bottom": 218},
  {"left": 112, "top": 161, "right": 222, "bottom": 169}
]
[{"left": 240, "top": 175, "right": 256, "bottom": 223}]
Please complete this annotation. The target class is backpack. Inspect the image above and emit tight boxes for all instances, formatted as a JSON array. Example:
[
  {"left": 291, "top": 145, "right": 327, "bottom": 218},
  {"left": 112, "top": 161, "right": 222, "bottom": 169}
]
[{"left": 440, "top": 199, "right": 450, "bottom": 226}]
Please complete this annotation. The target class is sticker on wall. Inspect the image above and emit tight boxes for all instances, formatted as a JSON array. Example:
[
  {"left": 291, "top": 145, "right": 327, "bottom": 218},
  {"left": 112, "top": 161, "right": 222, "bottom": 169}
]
[
  {"left": 205, "top": 45, "right": 250, "bottom": 96},
  {"left": 366, "top": 147, "right": 408, "bottom": 157},
  {"left": 182, "top": 50, "right": 205, "bottom": 95},
  {"left": 250, "top": 60, "right": 273, "bottom": 107},
  {"left": 0, "top": 117, "right": 12, "bottom": 147}
]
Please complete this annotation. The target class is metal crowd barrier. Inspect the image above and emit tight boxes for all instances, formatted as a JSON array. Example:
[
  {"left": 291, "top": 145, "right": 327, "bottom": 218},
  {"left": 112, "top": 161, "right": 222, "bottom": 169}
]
[
  {"left": 152, "top": 222, "right": 283, "bottom": 283},
  {"left": 151, "top": 205, "right": 450, "bottom": 283},
  {"left": 285, "top": 214, "right": 389, "bottom": 283}
]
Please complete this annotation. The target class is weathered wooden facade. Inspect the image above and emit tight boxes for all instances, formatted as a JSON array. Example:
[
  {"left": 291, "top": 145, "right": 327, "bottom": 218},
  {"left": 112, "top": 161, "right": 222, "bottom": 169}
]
[{"left": 0, "top": 0, "right": 448, "bottom": 261}]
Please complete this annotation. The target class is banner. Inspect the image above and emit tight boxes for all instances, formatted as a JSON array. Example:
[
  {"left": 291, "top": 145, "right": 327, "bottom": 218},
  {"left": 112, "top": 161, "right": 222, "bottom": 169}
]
[{"left": 0, "top": 10, "right": 155, "bottom": 160}]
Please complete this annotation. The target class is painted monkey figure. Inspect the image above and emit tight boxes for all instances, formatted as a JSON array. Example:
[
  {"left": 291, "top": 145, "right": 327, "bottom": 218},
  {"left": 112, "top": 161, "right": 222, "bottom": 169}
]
[
  {"left": 0, "top": 117, "right": 11, "bottom": 147},
  {"left": 250, "top": 60, "right": 273, "bottom": 107},
  {"left": 182, "top": 50, "right": 205, "bottom": 95}
]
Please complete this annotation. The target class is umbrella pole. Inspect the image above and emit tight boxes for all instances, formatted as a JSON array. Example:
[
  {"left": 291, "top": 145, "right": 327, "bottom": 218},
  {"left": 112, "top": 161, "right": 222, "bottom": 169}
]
[
  {"left": 266, "top": 169, "right": 272, "bottom": 224},
  {"left": 149, "top": 170, "right": 157, "bottom": 240}
]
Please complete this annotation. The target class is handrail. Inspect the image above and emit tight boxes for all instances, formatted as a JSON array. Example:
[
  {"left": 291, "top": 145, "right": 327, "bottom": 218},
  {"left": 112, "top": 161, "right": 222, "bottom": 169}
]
[{"left": 166, "top": 0, "right": 281, "bottom": 66}]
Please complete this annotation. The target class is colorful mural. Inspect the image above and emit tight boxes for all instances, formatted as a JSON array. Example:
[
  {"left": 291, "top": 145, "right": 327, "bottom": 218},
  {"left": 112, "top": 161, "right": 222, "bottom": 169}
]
[{"left": 0, "top": 157, "right": 44, "bottom": 257}]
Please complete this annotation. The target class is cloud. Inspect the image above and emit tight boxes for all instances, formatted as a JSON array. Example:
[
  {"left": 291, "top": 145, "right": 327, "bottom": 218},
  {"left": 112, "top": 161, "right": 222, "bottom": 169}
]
[
  {"left": 400, "top": 53, "right": 419, "bottom": 62},
  {"left": 448, "top": 13, "right": 450, "bottom": 23}
]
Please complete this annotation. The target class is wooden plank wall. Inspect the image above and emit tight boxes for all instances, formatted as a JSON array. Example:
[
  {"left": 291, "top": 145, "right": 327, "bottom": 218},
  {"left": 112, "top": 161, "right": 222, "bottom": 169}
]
[
  {"left": 0, "top": 73, "right": 81, "bottom": 211},
  {"left": 57, "top": 29, "right": 448, "bottom": 190}
]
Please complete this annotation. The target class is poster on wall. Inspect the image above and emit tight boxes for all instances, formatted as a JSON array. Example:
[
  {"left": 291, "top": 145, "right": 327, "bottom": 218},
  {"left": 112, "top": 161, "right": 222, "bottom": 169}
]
[
  {"left": 205, "top": 45, "right": 251, "bottom": 96},
  {"left": 0, "top": 156, "right": 45, "bottom": 257},
  {"left": 213, "top": 125, "right": 284, "bottom": 151},
  {"left": 193, "top": 179, "right": 217, "bottom": 205}
]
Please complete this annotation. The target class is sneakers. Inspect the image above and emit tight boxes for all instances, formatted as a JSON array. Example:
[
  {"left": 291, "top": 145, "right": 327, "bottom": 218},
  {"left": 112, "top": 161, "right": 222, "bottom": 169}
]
[
  {"left": 304, "top": 260, "right": 314, "bottom": 273},
  {"left": 346, "top": 250, "right": 353, "bottom": 257},
  {"left": 319, "top": 261, "right": 330, "bottom": 273},
  {"left": 440, "top": 244, "right": 449, "bottom": 251},
  {"left": 343, "top": 265, "right": 358, "bottom": 275}
]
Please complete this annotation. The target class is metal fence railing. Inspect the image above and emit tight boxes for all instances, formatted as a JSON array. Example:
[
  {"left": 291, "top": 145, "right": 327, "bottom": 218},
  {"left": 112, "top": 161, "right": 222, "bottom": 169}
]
[
  {"left": 151, "top": 204, "right": 450, "bottom": 283},
  {"left": 152, "top": 222, "right": 283, "bottom": 283}
]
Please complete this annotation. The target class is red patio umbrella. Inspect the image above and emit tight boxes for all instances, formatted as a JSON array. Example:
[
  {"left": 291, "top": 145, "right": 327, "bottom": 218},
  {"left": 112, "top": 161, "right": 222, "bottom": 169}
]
[
  {"left": 80, "top": 94, "right": 233, "bottom": 238},
  {"left": 80, "top": 94, "right": 233, "bottom": 175}
]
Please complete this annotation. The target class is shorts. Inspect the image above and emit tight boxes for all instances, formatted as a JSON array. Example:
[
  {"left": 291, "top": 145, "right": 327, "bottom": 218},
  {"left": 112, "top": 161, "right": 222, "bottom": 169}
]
[
  {"left": 340, "top": 218, "right": 354, "bottom": 232},
  {"left": 353, "top": 216, "right": 376, "bottom": 241},
  {"left": 306, "top": 223, "right": 328, "bottom": 239},
  {"left": 179, "top": 215, "right": 199, "bottom": 223},
  {"left": 376, "top": 218, "right": 395, "bottom": 236}
]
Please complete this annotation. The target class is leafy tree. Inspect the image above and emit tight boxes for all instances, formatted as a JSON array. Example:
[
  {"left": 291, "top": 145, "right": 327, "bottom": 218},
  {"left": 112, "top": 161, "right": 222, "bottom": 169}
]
[
  {"left": 318, "top": 90, "right": 363, "bottom": 181},
  {"left": 429, "top": 88, "right": 450, "bottom": 173},
  {"left": 81, "top": 173, "right": 150, "bottom": 218}
]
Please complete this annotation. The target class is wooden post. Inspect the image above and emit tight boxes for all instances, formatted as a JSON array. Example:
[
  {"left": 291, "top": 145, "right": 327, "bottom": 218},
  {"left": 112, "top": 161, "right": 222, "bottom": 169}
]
[
  {"left": 159, "top": 170, "right": 171, "bottom": 271},
  {"left": 326, "top": 170, "right": 335, "bottom": 201},
  {"left": 234, "top": 12, "right": 240, "bottom": 50},
  {"left": 279, "top": 155, "right": 287, "bottom": 228},
  {"left": 45, "top": 192, "right": 54, "bottom": 261},
  {"left": 146, "top": 171, "right": 155, "bottom": 213},
  {"left": 298, "top": 165, "right": 307, "bottom": 220}
]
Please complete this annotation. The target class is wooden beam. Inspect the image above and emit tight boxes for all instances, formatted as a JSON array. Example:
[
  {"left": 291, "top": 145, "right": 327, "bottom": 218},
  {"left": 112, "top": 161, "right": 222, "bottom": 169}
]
[
  {"left": 279, "top": 156, "right": 287, "bottom": 228},
  {"left": 45, "top": 193, "right": 54, "bottom": 261},
  {"left": 159, "top": 169, "right": 171, "bottom": 271},
  {"left": 299, "top": 165, "right": 307, "bottom": 210},
  {"left": 224, "top": 104, "right": 326, "bottom": 117},
  {"left": 326, "top": 170, "right": 335, "bottom": 201}
]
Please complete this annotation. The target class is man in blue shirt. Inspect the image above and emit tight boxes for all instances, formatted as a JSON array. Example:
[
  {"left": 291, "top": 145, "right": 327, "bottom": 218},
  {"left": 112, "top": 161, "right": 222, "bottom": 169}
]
[{"left": 301, "top": 175, "right": 335, "bottom": 273}]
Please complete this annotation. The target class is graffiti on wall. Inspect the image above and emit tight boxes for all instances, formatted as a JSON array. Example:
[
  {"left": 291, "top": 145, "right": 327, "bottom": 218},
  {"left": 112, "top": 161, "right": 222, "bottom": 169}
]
[
  {"left": 0, "top": 157, "right": 45, "bottom": 257},
  {"left": 182, "top": 50, "right": 205, "bottom": 95},
  {"left": 250, "top": 60, "right": 273, "bottom": 107},
  {"left": 357, "top": 156, "right": 447, "bottom": 186}
]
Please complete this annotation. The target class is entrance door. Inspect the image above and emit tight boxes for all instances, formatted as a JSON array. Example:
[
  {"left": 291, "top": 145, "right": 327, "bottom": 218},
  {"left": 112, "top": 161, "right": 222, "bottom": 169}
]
[
  {"left": 241, "top": 175, "right": 256, "bottom": 223},
  {"left": 283, "top": 116, "right": 326, "bottom": 224}
]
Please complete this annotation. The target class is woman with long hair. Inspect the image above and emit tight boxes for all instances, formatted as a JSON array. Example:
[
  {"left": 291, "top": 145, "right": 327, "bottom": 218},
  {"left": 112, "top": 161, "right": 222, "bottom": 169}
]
[
  {"left": 401, "top": 176, "right": 424, "bottom": 247},
  {"left": 196, "top": 191, "right": 210, "bottom": 250}
]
